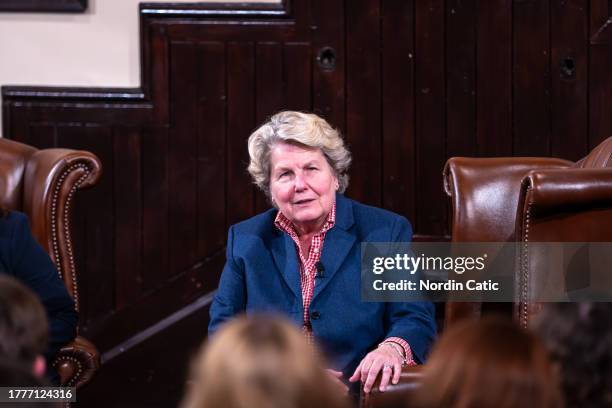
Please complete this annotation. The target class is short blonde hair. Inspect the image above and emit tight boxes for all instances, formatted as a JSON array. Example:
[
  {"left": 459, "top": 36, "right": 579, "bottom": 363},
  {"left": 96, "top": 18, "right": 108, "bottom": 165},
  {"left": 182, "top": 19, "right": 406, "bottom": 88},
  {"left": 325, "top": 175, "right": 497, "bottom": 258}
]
[
  {"left": 247, "top": 111, "right": 351, "bottom": 198},
  {"left": 182, "top": 315, "right": 347, "bottom": 408}
]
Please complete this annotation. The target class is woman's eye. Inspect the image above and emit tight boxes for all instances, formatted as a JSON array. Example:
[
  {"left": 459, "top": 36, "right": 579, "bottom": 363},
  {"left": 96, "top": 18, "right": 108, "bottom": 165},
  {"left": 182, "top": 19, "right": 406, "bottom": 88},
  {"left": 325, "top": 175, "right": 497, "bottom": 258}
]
[{"left": 279, "top": 171, "right": 290, "bottom": 178}]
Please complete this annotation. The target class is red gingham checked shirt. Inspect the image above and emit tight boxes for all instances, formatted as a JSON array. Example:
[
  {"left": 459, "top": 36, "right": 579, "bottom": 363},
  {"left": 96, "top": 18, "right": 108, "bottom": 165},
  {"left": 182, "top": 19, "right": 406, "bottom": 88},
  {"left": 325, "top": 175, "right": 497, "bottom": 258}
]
[{"left": 274, "top": 202, "right": 415, "bottom": 365}]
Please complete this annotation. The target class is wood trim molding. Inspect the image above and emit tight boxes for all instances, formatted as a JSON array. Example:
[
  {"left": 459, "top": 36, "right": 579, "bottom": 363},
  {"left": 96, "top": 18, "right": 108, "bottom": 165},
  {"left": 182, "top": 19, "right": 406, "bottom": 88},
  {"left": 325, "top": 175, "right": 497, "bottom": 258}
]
[
  {"left": 139, "top": 0, "right": 291, "bottom": 18},
  {"left": 0, "top": 0, "right": 87, "bottom": 12}
]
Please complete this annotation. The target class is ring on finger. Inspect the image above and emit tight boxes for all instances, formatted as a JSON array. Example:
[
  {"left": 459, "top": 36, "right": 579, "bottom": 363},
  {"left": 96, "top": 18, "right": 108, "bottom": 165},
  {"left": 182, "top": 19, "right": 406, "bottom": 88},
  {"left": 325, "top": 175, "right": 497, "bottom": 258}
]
[{"left": 383, "top": 363, "right": 393, "bottom": 370}]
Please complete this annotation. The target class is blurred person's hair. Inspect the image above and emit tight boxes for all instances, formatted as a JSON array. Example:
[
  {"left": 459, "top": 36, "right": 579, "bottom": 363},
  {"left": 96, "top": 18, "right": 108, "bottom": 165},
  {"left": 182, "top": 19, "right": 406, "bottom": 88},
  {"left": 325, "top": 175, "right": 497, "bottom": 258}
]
[
  {"left": 0, "top": 275, "right": 48, "bottom": 368},
  {"left": 536, "top": 303, "right": 612, "bottom": 408},
  {"left": 414, "top": 317, "right": 563, "bottom": 408},
  {"left": 182, "top": 314, "right": 348, "bottom": 408}
]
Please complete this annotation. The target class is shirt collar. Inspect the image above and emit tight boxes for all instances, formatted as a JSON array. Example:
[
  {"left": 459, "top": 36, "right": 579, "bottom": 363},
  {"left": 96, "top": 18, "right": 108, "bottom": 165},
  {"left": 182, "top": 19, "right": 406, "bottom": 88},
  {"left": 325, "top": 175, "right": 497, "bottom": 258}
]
[{"left": 275, "top": 202, "right": 336, "bottom": 237}]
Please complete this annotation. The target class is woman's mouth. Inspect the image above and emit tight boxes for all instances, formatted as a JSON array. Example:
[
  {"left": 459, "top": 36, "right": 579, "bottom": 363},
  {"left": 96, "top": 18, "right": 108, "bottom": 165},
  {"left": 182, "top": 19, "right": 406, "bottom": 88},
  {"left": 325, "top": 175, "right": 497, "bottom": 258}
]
[{"left": 293, "top": 199, "right": 314, "bottom": 205}]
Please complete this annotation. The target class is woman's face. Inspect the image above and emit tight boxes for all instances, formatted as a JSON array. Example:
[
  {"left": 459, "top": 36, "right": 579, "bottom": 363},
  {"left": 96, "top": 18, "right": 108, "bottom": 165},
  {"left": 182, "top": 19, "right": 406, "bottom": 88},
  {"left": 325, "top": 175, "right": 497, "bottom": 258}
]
[{"left": 269, "top": 142, "right": 338, "bottom": 233}]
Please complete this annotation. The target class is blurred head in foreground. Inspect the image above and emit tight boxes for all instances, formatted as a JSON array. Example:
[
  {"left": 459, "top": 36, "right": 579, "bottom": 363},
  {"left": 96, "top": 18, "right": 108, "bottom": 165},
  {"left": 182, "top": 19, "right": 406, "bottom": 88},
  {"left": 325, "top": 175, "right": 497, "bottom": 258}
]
[
  {"left": 536, "top": 303, "right": 612, "bottom": 408},
  {"left": 0, "top": 358, "right": 60, "bottom": 407},
  {"left": 0, "top": 275, "right": 48, "bottom": 378},
  {"left": 414, "top": 317, "right": 563, "bottom": 408},
  {"left": 183, "top": 314, "right": 348, "bottom": 408}
]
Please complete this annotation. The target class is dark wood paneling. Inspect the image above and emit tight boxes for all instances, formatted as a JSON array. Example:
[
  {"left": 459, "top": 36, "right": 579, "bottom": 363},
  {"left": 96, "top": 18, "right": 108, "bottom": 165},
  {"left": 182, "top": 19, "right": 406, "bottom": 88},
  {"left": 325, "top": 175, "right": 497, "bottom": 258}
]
[
  {"left": 141, "top": 126, "right": 169, "bottom": 293},
  {"left": 381, "top": 0, "right": 416, "bottom": 220},
  {"left": 446, "top": 0, "right": 477, "bottom": 159},
  {"left": 513, "top": 0, "right": 551, "bottom": 156},
  {"left": 311, "top": 0, "right": 345, "bottom": 131},
  {"left": 27, "top": 123, "right": 56, "bottom": 150},
  {"left": 113, "top": 126, "right": 143, "bottom": 309},
  {"left": 0, "top": 0, "right": 87, "bottom": 13},
  {"left": 283, "top": 42, "right": 312, "bottom": 111},
  {"left": 590, "top": 0, "right": 612, "bottom": 147},
  {"left": 169, "top": 41, "right": 199, "bottom": 274},
  {"left": 345, "top": 0, "right": 382, "bottom": 207},
  {"left": 550, "top": 0, "right": 588, "bottom": 160},
  {"left": 477, "top": 0, "right": 513, "bottom": 156},
  {"left": 415, "top": 0, "right": 446, "bottom": 236},
  {"left": 227, "top": 42, "right": 256, "bottom": 227},
  {"left": 255, "top": 42, "right": 284, "bottom": 213},
  {"left": 197, "top": 42, "right": 228, "bottom": 259}
]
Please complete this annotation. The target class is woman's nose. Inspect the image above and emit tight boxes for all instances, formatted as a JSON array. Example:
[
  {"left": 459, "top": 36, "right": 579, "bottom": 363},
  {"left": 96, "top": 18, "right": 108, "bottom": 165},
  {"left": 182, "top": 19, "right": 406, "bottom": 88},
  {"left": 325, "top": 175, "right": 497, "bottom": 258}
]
[{"left": 294, "top": 173, "right": 307, "bottom": 191}]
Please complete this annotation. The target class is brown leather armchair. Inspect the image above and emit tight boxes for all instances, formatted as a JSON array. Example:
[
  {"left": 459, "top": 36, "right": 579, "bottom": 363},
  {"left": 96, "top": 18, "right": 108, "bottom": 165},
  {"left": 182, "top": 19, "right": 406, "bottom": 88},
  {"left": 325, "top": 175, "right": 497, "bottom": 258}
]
[
  {"left": 0, "top": 137, "right": 102, "bottom": 388},
  {"left": 443, "top": 136, "right": 612, "bottom": 328},
  {"left": 362, "top": 136, "right": 612, "bottom": 408}
]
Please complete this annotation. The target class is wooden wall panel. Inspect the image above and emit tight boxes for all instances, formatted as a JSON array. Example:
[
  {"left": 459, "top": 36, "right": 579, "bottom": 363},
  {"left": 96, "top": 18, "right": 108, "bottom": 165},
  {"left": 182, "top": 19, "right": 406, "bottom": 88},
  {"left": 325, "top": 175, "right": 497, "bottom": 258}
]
[
  {"left": 141, "top": 126, "right": 169, "bottom": 292},
  {"left": 113, "top": 126, "right": 143, "bottom": 308},
  {"left": 381, "top": 0, "right": 416, "bottom": 220},
  {"left": 284, "top": 43, "right": 312, "bottom": 111},
  {"left": 590, "top": 0, "right": 612, "bottom": 147},
  {"left": 415, "top": 0, "right": 446, "bottom": 236},
  {"left": 169, "top": 42, "right": 199, "bottom": 274},
  {"left": 255, "top": 42, "right": 284, "bottom": 213},
  {"left": 311, "top": 0, "right": 345, "bottom": 131},
  {"left": 2, "top": 0, "right": 607, "bottom": 359},
  {"left": 227, "top": 42, "right": 256, "bottom": 227},
  {"left": 550, "top": 0, "right": 588, "bottom": 160},
  {"left": 513, "top": 0, "right": 551, "bottom": 156},
  {"left": 446, "top": 0, "right": 477, "bottom": 158},
  {"left": 345, "top": 0, "right": 382, "bottom": 207},
  {"left": 197, "top": 43, "right": 227, "bottom": 258},
  {"left": 27, "top": 123, "right": 56, "bottom": 150},
  {"left": 477, "top": 0, "right": 512, "bottom": 156}
]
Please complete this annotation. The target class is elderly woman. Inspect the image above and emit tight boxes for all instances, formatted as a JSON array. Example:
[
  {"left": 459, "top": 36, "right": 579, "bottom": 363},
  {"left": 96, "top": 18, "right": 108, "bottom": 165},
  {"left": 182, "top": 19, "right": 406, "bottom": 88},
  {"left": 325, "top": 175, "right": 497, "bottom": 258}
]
[{"left": 209, "top": 111, "right": 435, "bottom": 394}]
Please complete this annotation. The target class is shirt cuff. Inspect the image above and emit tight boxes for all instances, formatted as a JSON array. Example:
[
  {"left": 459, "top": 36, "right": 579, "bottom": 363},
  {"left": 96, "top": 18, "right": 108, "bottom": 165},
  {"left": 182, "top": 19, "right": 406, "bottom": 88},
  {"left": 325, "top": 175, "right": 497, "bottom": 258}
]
[{"left": 383, "top": 337, "right": 416, "bottom": 366}]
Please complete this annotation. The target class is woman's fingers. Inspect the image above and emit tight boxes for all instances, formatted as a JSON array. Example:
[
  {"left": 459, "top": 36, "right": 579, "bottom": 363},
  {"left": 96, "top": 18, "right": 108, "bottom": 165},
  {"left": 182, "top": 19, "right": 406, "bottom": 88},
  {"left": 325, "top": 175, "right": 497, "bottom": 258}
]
[
  {"left": 360, "top": 358, "right": 374, "bottom": 383},
  {"left": 392, "top": 361, "right": 402, "bottom": 385},
  {"left": 349, "top": 361, "right": 363, "bottom": 383},
  {"left": 363, "top": 359, "right": 384, "bottom": 393},
  {"left": 378, "top": 364, "right": 393, "bottom": 392}
]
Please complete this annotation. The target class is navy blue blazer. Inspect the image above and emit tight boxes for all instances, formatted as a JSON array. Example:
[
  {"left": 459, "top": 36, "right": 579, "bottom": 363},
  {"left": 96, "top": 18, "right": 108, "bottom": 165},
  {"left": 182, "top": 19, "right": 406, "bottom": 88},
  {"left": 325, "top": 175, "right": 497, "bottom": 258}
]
[
  {"left": 0, "top": 211, "right": 78, "bottom": 365},
  {"left": 209, "top": 194, "right": 436, "bottom": 375}
]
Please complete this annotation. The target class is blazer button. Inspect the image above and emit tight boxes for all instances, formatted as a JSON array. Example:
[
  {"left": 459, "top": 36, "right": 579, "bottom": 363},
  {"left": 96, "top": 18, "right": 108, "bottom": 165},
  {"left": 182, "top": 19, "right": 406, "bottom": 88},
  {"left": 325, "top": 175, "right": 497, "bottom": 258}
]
[{"left": 311, "top": 311, "right": 320, "bottom": 320}]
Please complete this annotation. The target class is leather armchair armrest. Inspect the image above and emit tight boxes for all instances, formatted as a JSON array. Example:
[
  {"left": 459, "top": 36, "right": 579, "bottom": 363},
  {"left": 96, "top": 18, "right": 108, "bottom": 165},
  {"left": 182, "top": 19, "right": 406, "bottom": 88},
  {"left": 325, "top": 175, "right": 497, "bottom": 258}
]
[
  {"left": 53, "top": 336, "right": 101, "bottom": 389},
  {"left": 360, "top": 366, "right": 423, "bottom": 408},
  {"left": 521, "top": 168, "right": 612, "bottom": 217},
  {"left": 443, "top": 157, "right": 572, "bottom": 243},
  {"left": 23, "top": 148, "right": 102, "bottom": 251},
  {"left": 443, "top": 157, "right": 572, "bottom": 197},
  {"left": 23, "top": 149, "right": 101, "bottom": 301}
]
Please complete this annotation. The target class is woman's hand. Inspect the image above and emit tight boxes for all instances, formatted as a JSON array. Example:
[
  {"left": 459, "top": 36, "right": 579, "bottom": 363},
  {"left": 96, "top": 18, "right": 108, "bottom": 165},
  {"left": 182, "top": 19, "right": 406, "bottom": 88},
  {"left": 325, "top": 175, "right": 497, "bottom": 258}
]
[{"left": 348, "top": 344, "right": 403, "bottom": 393}]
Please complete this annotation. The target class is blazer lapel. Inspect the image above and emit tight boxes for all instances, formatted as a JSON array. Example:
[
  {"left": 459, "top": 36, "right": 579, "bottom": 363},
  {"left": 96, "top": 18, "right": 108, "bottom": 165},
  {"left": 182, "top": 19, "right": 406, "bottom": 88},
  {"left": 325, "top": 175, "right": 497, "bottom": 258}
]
[
  {"left": 270, "top": 231, "right": 302, "bottom": 300},
  {"left": 313, "top": 194, "right": 356, "bottom": 299}
]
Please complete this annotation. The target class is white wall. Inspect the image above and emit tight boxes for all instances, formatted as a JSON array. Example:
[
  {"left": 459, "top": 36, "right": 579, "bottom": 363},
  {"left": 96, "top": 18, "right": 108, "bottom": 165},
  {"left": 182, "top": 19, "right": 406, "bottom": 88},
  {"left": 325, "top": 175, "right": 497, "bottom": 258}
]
[{"left": 0, "top": 0, "right": 278, "bottom": 131}]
